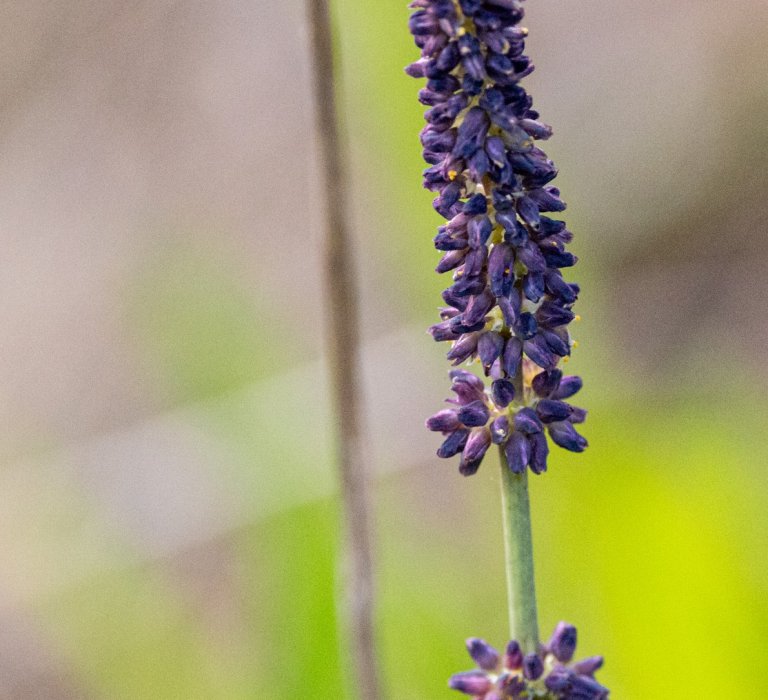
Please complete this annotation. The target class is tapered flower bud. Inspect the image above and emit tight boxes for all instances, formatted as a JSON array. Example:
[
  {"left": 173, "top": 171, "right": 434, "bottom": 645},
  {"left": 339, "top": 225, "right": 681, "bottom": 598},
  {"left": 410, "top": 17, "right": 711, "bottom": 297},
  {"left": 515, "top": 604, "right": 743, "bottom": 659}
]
[
  {"left": 438, "top": 427, "right": 470, "bottom": 458},
  {"left": 458, "top": 400, "right": 490, "bottom": 427},
  {"left": 426, "top": 409, "right": 460, "bottom": 433},
  {"left": 548, "top": 622, "right": 578, "bottom": 663},
  {"left": 449, "top": 671, "right": 493, "bottom": 695},
  {"left": 460, "top": 428, "right": 492, "bottom": 475},
  {"left": 466, "top": 638, "right": 500, "bottom": 671},
  {"left": 522, "top": 653, "right": 544, "bottom": 681}
]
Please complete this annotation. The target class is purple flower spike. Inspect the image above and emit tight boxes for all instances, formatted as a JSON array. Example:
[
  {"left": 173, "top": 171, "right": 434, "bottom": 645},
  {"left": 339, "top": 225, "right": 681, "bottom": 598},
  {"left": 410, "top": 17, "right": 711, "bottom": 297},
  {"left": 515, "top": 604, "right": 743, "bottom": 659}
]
[
  {"left": 411, "top": 0, "right": 587, "bottom": 476},
  {"left": 449, "top": 624, "right": 609, "bottom": 698}
]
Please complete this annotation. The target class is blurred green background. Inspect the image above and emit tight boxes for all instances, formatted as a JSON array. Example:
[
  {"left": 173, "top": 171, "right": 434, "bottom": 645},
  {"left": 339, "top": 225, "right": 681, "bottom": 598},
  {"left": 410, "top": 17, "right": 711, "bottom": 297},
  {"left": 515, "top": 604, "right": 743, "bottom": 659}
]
[{"left": 0, "top": 1, "right": 767, "bottom": 698}]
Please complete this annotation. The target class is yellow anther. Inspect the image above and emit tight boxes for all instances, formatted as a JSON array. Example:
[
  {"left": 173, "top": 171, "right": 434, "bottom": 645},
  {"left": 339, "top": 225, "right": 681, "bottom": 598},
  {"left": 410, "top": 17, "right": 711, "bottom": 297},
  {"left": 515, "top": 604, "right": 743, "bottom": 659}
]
[
  {"left": 448, "top": 170, "right": 458, "bottom": 181},
  {"left": 563, "top": 356, "right": 570, "bottom": 363},
  {"left": 521, "top": 27, "right": 529, "bottom": 36},
  {"left": 572, "top": 340, "right": 580, "bottom": 348},
  {"left": 574, "top": 314, "right": 582, "bottom": 322}
]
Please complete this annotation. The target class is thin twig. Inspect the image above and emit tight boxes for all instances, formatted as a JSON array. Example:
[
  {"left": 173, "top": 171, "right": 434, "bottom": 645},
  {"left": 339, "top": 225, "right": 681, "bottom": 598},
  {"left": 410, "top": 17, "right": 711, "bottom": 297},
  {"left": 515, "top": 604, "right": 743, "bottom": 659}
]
[{"left": 305, "top": 2, "right": 382, "bottom": 698}]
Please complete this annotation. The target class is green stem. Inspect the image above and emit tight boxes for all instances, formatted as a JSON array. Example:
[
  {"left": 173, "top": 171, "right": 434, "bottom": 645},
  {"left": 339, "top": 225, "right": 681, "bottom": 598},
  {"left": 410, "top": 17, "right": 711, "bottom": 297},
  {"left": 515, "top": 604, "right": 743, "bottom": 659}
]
[{"left": 499, "top": 446, "right": 540, "bottom": 652}]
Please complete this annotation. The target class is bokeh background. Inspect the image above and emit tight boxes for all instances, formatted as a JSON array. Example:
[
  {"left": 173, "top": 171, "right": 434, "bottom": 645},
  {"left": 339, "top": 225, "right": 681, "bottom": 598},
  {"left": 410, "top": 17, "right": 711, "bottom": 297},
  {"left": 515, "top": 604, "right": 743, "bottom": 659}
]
[{"left": 1, "top": 0, "right": 767, "bottom": 697}]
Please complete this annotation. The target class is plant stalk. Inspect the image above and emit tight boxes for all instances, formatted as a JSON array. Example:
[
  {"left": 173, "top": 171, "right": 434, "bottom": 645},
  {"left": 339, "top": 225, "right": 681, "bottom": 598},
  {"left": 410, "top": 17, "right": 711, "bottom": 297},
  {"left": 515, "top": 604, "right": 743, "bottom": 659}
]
[
  {"left": 306, "top": 2, "right": 381, "bottom": 699},
  {"left": 499, "top": 446, "right": 540, "bottom": 652}
]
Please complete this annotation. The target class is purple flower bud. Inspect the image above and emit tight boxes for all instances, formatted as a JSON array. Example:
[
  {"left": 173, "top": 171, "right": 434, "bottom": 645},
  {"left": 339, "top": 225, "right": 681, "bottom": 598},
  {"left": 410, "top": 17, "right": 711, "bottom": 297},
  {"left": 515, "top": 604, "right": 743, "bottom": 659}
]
[
  {"left": 485, "top": 135, "right": 508, "bottom": 168},
  {"left": 504, "top": 640, "right": 523, "bottom": 670},
  {"left": 544, "top": 269, "right": 578, "bottom": 303},
  {"left": 466, "top": 638, "right": 500, "bottom": 671},
  {"left": 529, "top": 431, "right": 549, "bottom": 474},
  {"left": 571, "top": 656, "right": 604, "bottom": 676},
  {"left": 519, "top": 118, "right": 553, "bottom": 140},
  {"left": 504, "top": 431, "right": 530, "bottom": 474},
  {"left": 491, "top": 378, "right": 515, "bottom": 408},
  {"left": 536, "top": 301, "right": 575, "bottom": 327},
  {"left": 522, "top": 271, "right": 545, "bottom": 302},
  {"left": 422, "top": 128, "right": 456, "bottom": 155},
  {"left": 548, "top": 421, "right": 588, "bottom": 452},
  {"left": 544, "top": 669, "right": 572, "bottom": 692},
  {"left": 529, "top": 186, "right": 566, "bottom": 212},
  {"left": 436, "top": 249, "right": 468, "bottom": 273},
  {"left": 447, "top": 332, "right": 479, "bottom": 364},
  {"left": 502, "top": 337, "right": 523, "bottom": 377},
  {"left": 458, "top": 34, "right": 485, "bottom": 81},
  {"left": 548, "top": 621, "right": 578, "bottom": 663},
  {"left": 463, "top": 288, "right": 495, "bottom": 327},
  {"left": 463, "top": 193, "right": 488, "bottom": 215},
  {"left": 468, "top": 148, "right": 491, "bottom": 180},
  {"left": 513, "top": 407, "right": 542, "bottom": 434},
  {"left": 450, "top": 369, "right": 486, "bottom": 403},
  {"left": 570, "top": 675, "right": 610, "bottom": 699},
  {"left": 460, "top": 428, "right": 491, "bottom": 475},
  {"left": 496, "top": 296, "right": 518, "bottom": 329},
  {"left": 515, "top": 312, "right": 537, "bottom": 340},
  {"left": 437, "top": 428, "right": 470, "bottom": 458},
  {"left": 454, "top": 107, "right": 490, "bottom": 158},
  {"left": 405, "top": 59, "right": 427, "bottom": 78},
  {"left": 543, "top": 329, "right": 570, "bottom": 357},
  {"left": 449, "top": 316, "right": 486, "bottom": 334},
  {"left": 524, "top": 335, "right": 558, "bottom": 369},
  {"left": 463, "top": 246, "right": 488, "bottom": 278},
  {"left": 448, "top": 275, "right": 487, "bottom": 298},
  {"left": 536, "top": 399, "right": 572, "bottom": 423},
  {"left": 448, "top": 671, "right": 492, "bottom": 695},
  {"left": 532, "top": 368, "right": 562, "bottom": 397},
  {"left": 426, "top": 409, "right": 461, "bottom": 432},
  {"left": 552, "top": 375, "right": 583, "bottom": 400},
  {"left": 409, "top": 10, "right": 438, "bottom": 37},
  {"left": 458, "top": 400, "right": 490, "bottom": 427},
  {"left": 516, "top": 241, "right": 547, "bottom": 273},
  {"left": 488, "top": 242, "right": 516, "bottom": 298},
  {"left": 479, "top": 331, "right": 505, "bottom": 371},
  {"left": 570, "top": 406, "right": 588, "bottom": 424},
  {"left": 543, "top": 249, "right": 578, "bottom": 268},
  {"left": 516, "top": 196, "right": 540, "bottom": 230},
  {"left": 442, "top": 287, "right": 469, "bottom": 311},
  {"left": 436, "top": 41, "right": 462, "bottom": 72},
  {"left": 522, "top": 653, "right": 544, "bottom": 680},
  {"left": 467, "top": 216, "right": 493, "bottom": 248},
  {"left": 434, "top": 229, "right": 468, "bottom": 251},
  {"left": 429, "top": 320, "right": 461, "bottom": 342},
  {"left": 490, "top": 415, "right": 510, "bottom": 444}
]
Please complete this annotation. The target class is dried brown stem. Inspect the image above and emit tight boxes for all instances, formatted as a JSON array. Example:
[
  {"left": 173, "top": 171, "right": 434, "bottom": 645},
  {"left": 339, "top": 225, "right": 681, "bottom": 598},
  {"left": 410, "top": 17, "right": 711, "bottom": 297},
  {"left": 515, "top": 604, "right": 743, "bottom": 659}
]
[{"left": 305, "top": 2, "right": 381, "bottom": 698}]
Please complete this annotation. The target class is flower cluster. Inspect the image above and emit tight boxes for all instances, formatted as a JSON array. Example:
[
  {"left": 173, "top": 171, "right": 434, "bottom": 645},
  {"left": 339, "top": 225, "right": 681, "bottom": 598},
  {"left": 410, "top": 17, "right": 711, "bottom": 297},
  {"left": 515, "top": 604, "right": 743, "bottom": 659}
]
[
  {"left": 449, "top": 623, "right": 608, "bottom": 699},
  {"left": 408, "top": 0, "right": 587, "bottom": 475}
]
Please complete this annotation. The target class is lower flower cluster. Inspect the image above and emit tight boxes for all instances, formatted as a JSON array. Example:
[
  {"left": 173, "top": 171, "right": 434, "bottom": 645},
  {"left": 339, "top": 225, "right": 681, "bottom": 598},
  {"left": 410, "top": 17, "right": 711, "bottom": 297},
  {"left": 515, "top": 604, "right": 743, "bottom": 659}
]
[
  {"left": 427, "top": 366, "right": 586, "bottom": 476},
  {"left": 449, "top": 623, "right": 608, "bottom": 699}
]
